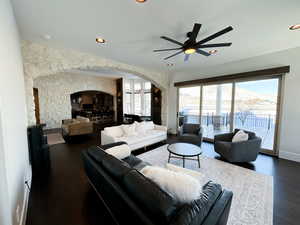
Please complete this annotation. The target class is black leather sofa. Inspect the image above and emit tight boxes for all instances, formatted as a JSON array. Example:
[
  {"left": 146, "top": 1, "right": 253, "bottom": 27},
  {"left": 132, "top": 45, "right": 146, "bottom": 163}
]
[{"left": 82, "top": 142, "right": 233, "bottom": 225}]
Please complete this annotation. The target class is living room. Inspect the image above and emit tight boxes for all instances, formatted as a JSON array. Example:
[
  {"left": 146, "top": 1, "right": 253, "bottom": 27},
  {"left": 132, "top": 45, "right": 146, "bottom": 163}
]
[{"left": 1, "top": 1, "right": 300, "bottom": 225}]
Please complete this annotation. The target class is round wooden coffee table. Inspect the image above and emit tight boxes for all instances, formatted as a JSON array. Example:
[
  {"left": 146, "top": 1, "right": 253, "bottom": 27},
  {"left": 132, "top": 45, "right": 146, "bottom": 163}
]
[{"left": 167, "top": 143, "right": 202, "bottom": 168}]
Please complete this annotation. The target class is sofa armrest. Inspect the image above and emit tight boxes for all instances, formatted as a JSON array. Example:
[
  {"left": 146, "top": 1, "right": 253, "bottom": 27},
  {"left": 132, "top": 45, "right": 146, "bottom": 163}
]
[
  {"left": 202, "top": 190, "right": 233, "bottom": 225},
  {"left": 101, "top": 131, "right": 117, "bottom": 145},
  {"left": 169, "top": 181, "right": 227, "bottom": 225},
  {"left": 154, "top": 125, "right": 167, "bottom": 132},
  {"left": 99, "top": 142, "right": 128, "bottom": 150}
]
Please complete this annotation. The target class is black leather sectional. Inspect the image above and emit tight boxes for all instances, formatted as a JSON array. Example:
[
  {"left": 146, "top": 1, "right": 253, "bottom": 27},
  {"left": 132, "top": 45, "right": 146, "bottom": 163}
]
[{"left": 82, "top": 142, "right": 233, "bottom": 225}]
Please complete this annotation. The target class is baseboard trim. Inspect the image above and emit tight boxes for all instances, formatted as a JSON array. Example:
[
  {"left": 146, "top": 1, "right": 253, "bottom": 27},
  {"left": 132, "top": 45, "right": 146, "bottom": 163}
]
[
  {"left": 20, "top": 168, "right": 32, "bottom": 225},
  {"left": 279, "top": 151, "right": 300, "bottom": 163},
  {"left": 20, "top": 186, "right": 30, "bottom": 225}
]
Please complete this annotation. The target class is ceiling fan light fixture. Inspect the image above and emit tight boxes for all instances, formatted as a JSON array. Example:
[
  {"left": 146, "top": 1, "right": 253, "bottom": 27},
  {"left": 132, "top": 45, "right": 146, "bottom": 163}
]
[
  {"left": 289, "top": 24, "right": 300, "bottom": 30},
  {"left": 96, "top": 38, "right": 105, "bottom": 43},
  {"left": 136, "top": 0, "right": 147, "bottom": 3},
  {"left": 184, "top": 48, "right": 196, "bottom": 55},
  {"left": 209, "top": 49, "right": 218, "bottom": 54}
]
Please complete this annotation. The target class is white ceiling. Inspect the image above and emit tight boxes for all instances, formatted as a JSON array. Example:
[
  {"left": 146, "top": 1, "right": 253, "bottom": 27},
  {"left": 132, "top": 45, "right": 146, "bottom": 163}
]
[{"left": 12, "top": 0, "right": 300, "bottom": 75}]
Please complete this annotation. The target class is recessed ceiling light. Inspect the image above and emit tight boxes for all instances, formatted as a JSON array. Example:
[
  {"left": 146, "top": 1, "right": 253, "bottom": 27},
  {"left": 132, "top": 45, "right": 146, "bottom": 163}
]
[
  {"left": 289, "top": 24, "right": 300, "bottom": 30},
  {"left": 184, "top": 48, "right": 196, "bottom": 55},
  {"left": 136, "top": 0, "right": 147, "bottom": 3},
  {"left": 96, "top": 38, "right": 105, "bottom": 43},
  {"left": 42, "top": 34, "right": 52, "bottom": 40},
  {"left": 209, "top": 49, "right": 218, "bottom": 54}
]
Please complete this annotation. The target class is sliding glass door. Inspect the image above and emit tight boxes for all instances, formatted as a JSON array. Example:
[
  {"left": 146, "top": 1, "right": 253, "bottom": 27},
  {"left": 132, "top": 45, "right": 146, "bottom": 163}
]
[
  {"left": 177, "top": 77, "right": 281, "bottom": 155},
  {"left": 201, "top": 83, "right": 233, "bottom": 139},
  {"left": 234, "top": 79, "right": 279, "bottom": 151},
  {"left": 178, "top": 86, "right": 201, "bottom": 127}
]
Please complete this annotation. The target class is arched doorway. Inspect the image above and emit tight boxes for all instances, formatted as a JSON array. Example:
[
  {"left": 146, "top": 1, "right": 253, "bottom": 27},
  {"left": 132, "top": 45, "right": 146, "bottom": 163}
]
[{"left": 22, "top": 41, "right": 168, "bottom": 127}]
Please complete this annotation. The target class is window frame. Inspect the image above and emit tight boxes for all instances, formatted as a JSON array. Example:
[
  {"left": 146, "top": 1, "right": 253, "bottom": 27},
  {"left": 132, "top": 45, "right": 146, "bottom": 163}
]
[{"left": 123, "top": 79, "right": 151, "bottom": 116}]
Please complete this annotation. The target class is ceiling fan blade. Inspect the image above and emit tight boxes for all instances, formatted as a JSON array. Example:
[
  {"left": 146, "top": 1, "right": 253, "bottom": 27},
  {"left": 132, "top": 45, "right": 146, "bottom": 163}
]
[
  {"left": 160, "top": 36, "right": 184, "bottom": 46},
  {"left": 153, "top": 48, "right": 182, "bottom": 52},
  {"left": 198, "top": 43, "right": 232, "bottom": 48},
  {"left": 196, "top": 26, "right": 233, "bottom": 46},
  {"left": 196, "top": 49, "right": 211, "bottom": 57},
  {"left": 189, "top": 23, "right": 201, "bottom": 41},
  {"left": 164, "top": 50, "right": 184, "bottom": 60},
  {"left": 184, "top": 54, "right": 190, "bottom": 62}
]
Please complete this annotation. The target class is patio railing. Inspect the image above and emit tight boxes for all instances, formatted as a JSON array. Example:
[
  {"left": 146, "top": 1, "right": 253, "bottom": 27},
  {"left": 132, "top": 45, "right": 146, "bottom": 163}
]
[{"left": 180, "top": 113, "right": 276, "bottom": 130}]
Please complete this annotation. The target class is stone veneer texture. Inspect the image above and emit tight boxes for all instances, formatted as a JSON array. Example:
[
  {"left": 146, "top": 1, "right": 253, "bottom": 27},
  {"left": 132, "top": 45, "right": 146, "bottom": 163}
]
[
  {"left": 21, "top": 41, "right": 169, "bottom": 126},
  {"left": 34, "top": 72, "right": 116, "bottom": 129}
]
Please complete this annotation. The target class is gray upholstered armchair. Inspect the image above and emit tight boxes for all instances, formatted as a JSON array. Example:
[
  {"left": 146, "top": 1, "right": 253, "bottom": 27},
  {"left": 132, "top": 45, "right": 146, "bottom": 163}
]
[
  {"left": 178, "top": 123, "right": 203, "bottom": 147},
  {"left": 214, "top": 129, "right": 262, "bottom": 163}
]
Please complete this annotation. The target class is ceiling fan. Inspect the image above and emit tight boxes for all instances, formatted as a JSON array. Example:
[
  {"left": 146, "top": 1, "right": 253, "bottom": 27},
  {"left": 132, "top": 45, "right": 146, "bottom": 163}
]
[{"left": 154, "top": 23, "right": 233, "bottom": 62}]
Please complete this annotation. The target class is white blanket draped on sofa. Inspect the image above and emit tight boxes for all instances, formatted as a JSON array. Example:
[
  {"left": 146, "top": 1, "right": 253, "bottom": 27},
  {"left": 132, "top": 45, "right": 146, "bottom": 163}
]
[{"left": 101, "top": 121, "right": 167, "bottom": 151}]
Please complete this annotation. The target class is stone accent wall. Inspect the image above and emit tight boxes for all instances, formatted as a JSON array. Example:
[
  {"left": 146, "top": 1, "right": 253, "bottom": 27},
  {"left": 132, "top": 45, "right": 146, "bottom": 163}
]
[
  {"left": 34, "top": 72, "right": 116, "bottom": 129},
  {"left": 22, "top": 41, "right": 169, "bottom": 126}
]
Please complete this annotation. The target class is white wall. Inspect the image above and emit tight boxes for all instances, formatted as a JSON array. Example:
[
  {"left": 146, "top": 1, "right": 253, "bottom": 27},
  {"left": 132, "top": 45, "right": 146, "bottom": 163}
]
[
  {"left": 0, "top": 1, "right": 31, "bottom": 225},
  {"left": 168, "top": 47, "right": 300, "bottom": 162},
  {"left": 34, "top": 72, "right": 117, "bottom": 129}
]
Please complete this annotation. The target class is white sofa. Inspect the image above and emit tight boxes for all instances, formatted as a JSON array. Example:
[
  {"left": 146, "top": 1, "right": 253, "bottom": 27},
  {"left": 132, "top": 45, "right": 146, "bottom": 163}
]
[{"left": 101, "top": 121, "right": 167, "bottom": 151}]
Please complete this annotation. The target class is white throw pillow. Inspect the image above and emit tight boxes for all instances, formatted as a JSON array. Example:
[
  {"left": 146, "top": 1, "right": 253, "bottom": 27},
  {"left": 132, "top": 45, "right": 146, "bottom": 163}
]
[
  {"left": 105, "top": 144, "right": 131, "bottom": 160},
  {"left": 122, "top": 124, "right": 137, "bottom": 137},
  {"left": 140, "top": 166, "right": 202, "bottom": 203},
  {"left": 166, "top": 163, "right": 205, "bottom": 180},
  {"left": 135, "top": 121, "right": 146, "bottom": 134},
  {"left": 143, "top": 121, "right": 155, "bottom": 131},
  {"left": 104, "top": 126, "right": 124, "bottom": 138},
  {"left": 232, "top": 130, "right": 249, "bottom": 142}
]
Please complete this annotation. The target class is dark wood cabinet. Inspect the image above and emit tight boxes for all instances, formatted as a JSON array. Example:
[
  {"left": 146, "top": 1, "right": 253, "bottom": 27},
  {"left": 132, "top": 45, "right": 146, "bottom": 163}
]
[
  {"left": 116, "top": 78, "right": 123, "bottom": 124},
  {"left": 151, "top": 84, "right": 162, "bottom": 125},
  {"left": 70, "top": 91, "right": 114, "bottom": 123}
]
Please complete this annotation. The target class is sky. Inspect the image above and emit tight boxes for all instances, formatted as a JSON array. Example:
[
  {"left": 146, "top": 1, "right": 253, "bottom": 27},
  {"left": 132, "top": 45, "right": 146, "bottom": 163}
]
[
  {"left": 180, "top": 78, "right": 278, "bottom": 96},
  {"left": 237, "top": 79, "right": 278, "bottom": 95}
]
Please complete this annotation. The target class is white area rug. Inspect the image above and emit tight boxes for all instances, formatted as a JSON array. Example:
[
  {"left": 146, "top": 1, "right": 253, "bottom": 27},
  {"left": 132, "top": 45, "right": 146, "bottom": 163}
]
[
  {"left": 47, "top": 133, "right": 65, "bottom": 146},
  {"left": 138, "top": 145, "right": 273, "bottom": 225}
]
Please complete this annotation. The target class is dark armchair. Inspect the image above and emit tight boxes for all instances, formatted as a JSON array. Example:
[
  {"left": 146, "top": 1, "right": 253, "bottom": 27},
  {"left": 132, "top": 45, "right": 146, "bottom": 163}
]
[
  {"left": 214, "top": 129, "right": 262, "bottom": 163},
  {"left": 178, "top": 123, "right": 203, "bottom": 147}
]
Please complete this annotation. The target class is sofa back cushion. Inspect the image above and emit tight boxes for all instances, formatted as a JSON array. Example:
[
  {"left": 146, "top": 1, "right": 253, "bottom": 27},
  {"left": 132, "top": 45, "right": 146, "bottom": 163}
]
[
  {"left": 87, "top": 146, "right": 132, "bottom": 180},
  {"left": 122, "top": 170, "right": 177, "bottom": 224},
  {"left": 102, "top": 155, "right": 132, "bottom": 180},
  {"left": 135, "top": 121, "right": 146, "bottom": 134},
  {"left": 183, "top": 123, "right": 200, "bottom": 134},
  {"left": 76, "top": 116, "right": 90, "bottom": 123},
  {"left": 144, "top": 121, "right": 155, "bottom": 131},
  {"left": 122, "top": 124, "right": 137, "bottom": 137},
  {"left": 104, "top": 125, "right": 124, "bottom": 137}
]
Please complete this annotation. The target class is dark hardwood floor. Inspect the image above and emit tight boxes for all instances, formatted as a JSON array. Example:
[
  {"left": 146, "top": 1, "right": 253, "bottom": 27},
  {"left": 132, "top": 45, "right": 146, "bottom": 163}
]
[{"left": 26, "top": 134, "right": 300, "bottom": 225}]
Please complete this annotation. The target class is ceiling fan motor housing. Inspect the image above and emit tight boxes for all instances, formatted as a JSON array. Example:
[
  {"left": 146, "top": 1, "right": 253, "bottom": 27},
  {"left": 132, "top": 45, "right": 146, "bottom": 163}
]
[{"left": 187, "top": 31, "right": 193, "bottom": 38}]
